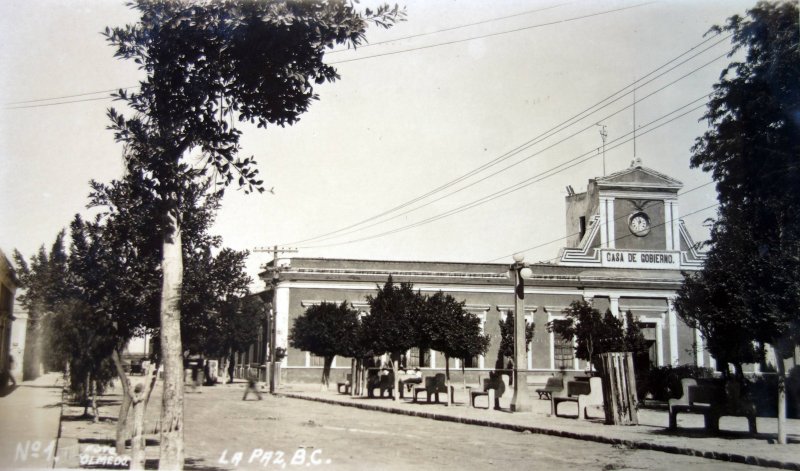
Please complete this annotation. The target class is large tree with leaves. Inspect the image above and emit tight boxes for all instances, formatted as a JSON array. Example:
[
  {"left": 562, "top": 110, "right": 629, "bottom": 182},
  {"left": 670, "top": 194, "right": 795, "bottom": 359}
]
[
  {"left": 362, "top": 276, "right": 422, "bottom": 400},
  {"left": 684, "top": 0, "right": 799, "bottom": 444},
  {"left": 419, "top": 291, "right": 489, "bottom": 404},
  {"left": 289, "top": 301, "right": 360, "bottom": 390},
  {"left": 103, "top": 2, "right": 403, "bottom": 467}
]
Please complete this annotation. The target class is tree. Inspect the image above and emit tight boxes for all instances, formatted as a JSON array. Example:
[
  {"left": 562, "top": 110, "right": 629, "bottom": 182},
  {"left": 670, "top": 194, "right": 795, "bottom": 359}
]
[
  {"left": 362, "top": 276, "right": 422, "bottom": 400},
  {"left": 675, "top": 233, "right": 761, "bottom": 376},
  {"left": 419, "top": 291, "right": 489, "bottom": 403},
  {"left": 217, "top": 296, "right": 268, "bottom": 385},
  {"left": 103, "top": 3, "right": 404, "bottom": 467},
  {"left": 13, "top": 232, "right": 71, "bottom": 374},
  {"left": 547, "top": 300, "right": 628, "bottom": 375},
  {"left": 289, "top": 301, "right": 360, "bottom": 390},
  {"left": 496, "top": 310, "right": 534, "bottom": 370},
  {"left": 685, "top": 0, "right": 799, "bottom": 444}
]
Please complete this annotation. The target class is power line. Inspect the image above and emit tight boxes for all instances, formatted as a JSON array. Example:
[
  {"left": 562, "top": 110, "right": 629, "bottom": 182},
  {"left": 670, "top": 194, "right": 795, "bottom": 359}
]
[
  {"left": 327, "top": 3, "right": 569, "bottom": 54},
  {"left": 484, "top": 180, "right": 717, "bottom": 263},
  {"left": 534, "top": 203, "right": 720, "bottom": 265},
  {"left": 328, "top": 3, "right": 654, "bottom": 65},
  {"left": 296, "top": 98, "right": 710, "bottom": 249},
  {"left": 297, "top": 90, "right": 712, "bottom": 246},
  {"left": 4, "top": 3, "right": 647, "bottom": 110},
  {"left": 4, "top": 86, "right": 139, "bottom": 106},
  {"left": 283, "top": 33, "right": 731, "bottom": 246},
  {"left": 4, "top": 95, "right": 120, "bottom": 110}
]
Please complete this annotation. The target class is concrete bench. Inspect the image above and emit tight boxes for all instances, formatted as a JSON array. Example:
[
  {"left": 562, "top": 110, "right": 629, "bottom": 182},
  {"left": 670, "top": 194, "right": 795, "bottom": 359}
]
[
  {"left": 668, "top": 378, "right": 757, "bottom": 434},
  {"left": 470, "top": 373, "right": 509, "bottom": 409},
  {"left": 367, "top": 372, "right": 394, "bottom": 398},
  {"left": 413, "top": 373, "right": 453, "bottom": 404},
  {"left": 552, "top": 377, "right": 603, "bottom": 420},
  {"left": 337, "top": 373, "right": 352, "bottom": 394},
  {"left": 536, "top": 376, "right": 564, "bottom": 400}
]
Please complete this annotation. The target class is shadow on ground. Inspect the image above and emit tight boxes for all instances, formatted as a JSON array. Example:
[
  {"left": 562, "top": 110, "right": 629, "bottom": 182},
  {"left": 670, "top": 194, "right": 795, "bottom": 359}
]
[
  {"left": 143, "top": 458, "right": 227, "bottom": 471},
  {"left": 645, "top": 425, "right": 800, "bottom": 444}
]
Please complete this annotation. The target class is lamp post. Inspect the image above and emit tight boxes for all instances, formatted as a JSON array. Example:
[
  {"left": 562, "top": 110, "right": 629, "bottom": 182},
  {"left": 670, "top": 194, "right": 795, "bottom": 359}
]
[{"left": 510, "top": 254, "right": 533, "bottom": 412}]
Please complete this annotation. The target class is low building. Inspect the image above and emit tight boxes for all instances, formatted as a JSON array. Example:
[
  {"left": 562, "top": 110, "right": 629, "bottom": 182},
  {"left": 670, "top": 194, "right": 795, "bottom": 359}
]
[
  {"left": 0, "top": 249, "right": 26, "bottom": 385},
  {"left": 258, "top": 163, "right": 713, "bottom": 383}
]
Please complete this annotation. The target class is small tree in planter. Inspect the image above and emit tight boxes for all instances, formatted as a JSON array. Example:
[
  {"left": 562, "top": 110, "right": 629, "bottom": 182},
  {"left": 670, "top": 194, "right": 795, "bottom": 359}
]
[
  {"left": 496, "top": 311, "right": 535, "bottom": 374},
  {"left": 290, "top": 301, "right": 360, "bottom": 391}
]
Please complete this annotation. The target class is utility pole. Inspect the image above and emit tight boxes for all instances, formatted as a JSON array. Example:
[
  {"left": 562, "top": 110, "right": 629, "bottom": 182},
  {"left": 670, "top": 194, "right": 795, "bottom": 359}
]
[
  {"left": 255, "top": 245, "right": 298, "bottom": 394},
  {"left": 596, "top": 124, "right": 608, "bottom": 176}
]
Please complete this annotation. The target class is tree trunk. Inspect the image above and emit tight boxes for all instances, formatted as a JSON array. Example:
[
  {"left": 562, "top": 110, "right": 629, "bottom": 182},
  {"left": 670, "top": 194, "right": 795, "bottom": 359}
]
[
  {"left": 777, "top": 354, "right": 787, "bottom": 445},
  {"left": 83, "top": 371, "right": 91, "bottom": 416},
  {"left": 390, "top": 352, "right": 401, "bottom": 401},
  {"left": 112, "top": 351, "right": 132, "bottom": 455},
  {"left": 159, "top": 213, "right": 185, "bottom": 471},
  {"left": 91, "top": 379, "right": 99, "bottom": 423},
  {"left": 321, "top": 356, "right": 333, "bottom": 391},
  {"left": 444, "top": 355, "right": 451, "bottom": 406},
  {"left": 349, "top": 358, "right": 357, "bottom": 398},
  {"left": 116, "top": 391, "right": 131, "bottom": 453},
  {"left": 131, "top": 363, "right": 159, "bottom": 470},
  {"left": 130, "top": 397, "right": 147, "bottom": 470}
]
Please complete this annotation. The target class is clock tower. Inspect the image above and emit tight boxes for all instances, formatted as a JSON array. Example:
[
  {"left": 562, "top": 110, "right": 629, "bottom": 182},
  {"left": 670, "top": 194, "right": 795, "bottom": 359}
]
[{"left": 558, "top": 161, "right": 705, "bottom": 270}]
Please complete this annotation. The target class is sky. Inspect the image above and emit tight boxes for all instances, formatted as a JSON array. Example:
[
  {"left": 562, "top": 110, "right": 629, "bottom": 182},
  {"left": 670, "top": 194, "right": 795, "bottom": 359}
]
[{"left": 0, "top": 0, "right": 757, "bottom": 290}]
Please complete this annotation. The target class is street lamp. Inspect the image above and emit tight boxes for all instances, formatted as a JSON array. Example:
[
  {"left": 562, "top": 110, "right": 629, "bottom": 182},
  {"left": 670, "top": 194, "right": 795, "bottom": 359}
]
[{"left": 510, "top": 254, "right": 533, "bottom": 412}]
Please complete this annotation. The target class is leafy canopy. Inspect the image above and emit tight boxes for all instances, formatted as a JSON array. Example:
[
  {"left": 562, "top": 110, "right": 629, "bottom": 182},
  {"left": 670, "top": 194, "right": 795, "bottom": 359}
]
[{"left": 682, "top": 1, "right": 800, "bottom": 360}]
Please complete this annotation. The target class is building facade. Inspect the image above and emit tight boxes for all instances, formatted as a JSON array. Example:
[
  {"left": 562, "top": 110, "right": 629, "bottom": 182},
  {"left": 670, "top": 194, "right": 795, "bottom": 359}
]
[
  {"left": 259, "top": 164, "right": 712, "bottom": 383},
  {"left": 0, "top": 249, "right": 26, "bottom": 385}
]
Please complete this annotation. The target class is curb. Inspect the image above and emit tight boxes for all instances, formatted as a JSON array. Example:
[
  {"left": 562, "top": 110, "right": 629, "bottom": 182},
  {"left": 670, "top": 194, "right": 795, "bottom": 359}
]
[
  {"left": 283, "top": 392, "right": 800, "bottom": 471},
  {"left": 54, "top": 377, "right": 81, "bottom": 469}
]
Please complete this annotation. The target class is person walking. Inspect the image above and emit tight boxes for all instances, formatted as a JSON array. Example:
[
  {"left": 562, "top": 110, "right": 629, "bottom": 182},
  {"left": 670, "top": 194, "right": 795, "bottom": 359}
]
[
  {"left": 242, "top": 370, "right": 262, "bottom": 401},
  {"left": 6, "top": 355, "right": 16, "bottom": 387}
]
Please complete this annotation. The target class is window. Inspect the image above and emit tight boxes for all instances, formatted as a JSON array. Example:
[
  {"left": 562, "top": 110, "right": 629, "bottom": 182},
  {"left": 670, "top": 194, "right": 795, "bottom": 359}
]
[
  {"left": 554, "top": 334, "right": 574, "bottom": 370},
  {"left": 408, "top": 348, "right": 430, "bottom": 368},
  {"left": 579, "top": 216, "right": 587, "bottom": 241},
  {"left": 462, "top": 355, "right": 478, "bottom": 368},
  {"left": 309, "top": 354, "right": 326, "bottom": 367},
  {"left": 639, "top": 322, "right": 658, "bottom": 367}
]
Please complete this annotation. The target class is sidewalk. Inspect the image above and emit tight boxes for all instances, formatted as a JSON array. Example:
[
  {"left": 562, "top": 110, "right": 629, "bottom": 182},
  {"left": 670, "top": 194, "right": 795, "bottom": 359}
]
[
  {"left": 0, "top": 372, "right": 64, "bottom": 469},
  {"left": 281, "top": 383, "right": 800, "bottom": 470}
]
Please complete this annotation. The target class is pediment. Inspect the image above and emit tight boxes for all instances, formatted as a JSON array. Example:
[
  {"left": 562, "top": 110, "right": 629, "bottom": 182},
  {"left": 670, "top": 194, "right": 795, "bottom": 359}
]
[{"left": 596, "top": 165, "right": 682, "bottom": 190}]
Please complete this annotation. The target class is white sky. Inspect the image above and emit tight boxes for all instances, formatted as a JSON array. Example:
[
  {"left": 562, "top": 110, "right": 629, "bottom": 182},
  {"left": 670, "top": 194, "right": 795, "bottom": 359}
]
[{"left": 0, "top": 0, "right": 756, "bottom": 289}]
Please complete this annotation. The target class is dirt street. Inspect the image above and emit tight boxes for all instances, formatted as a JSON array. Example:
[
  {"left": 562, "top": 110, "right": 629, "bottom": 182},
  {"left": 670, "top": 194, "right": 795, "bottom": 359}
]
[{"left": 182, "top": 385, "right": 761, "bottom": 471}]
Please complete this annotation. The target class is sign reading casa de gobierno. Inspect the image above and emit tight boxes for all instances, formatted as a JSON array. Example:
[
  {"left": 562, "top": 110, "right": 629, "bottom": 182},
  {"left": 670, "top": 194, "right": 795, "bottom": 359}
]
[{"left": 600, "top": 249, "right": 680, "bottom": 269}]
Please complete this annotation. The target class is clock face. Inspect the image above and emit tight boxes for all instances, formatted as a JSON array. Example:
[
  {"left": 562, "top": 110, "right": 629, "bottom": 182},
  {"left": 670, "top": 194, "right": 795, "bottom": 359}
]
[{"left": 629, "top": 212, "right": 651, "bottom": 237}]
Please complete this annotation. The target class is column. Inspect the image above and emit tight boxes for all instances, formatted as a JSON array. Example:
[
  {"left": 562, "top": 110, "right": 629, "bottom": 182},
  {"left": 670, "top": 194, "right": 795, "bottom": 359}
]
[
  {"left": 667, "top": 298, "right": 678, "bottom": 365},
  {"left": 656, "top": 317, "right": 665, "bottom": 366},
  {"left": 609, "top": 295, "right": 621, "bottom": 325},
  {"left": 606, "top": 197, "right": 615, "bottom": 249},
  {"left": 665, "top": 200, "right": 674, "bottom": 250},
  {"left": 275, "top": 284, "right": 291, "bottom": 366},
  {"left": 599, "top": 197, "right": 615, "bottom": 249},
  {"left": 670, "top": 201, "right": 681, "bottom": 250}
]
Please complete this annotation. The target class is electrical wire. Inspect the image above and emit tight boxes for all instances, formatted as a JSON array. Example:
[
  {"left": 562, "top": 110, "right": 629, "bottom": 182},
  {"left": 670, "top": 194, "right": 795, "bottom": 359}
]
[
  {"left": 296, "top": 98, "right": 711, "bottom": 249},
  {"left": 4, "top": 3, "right": 649, "bottom": 110},
  {"left": 283, "top": 35, "right": 732, "bottom": 246},
  {"left": 327, "top": 3, "right": 654, "bottom": 65},
  {"left": 326, "top": 3, "right": 569, "bottom": 54},
  {"left": 484, "top": 180, "right": 717, "bottom": 263}
]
